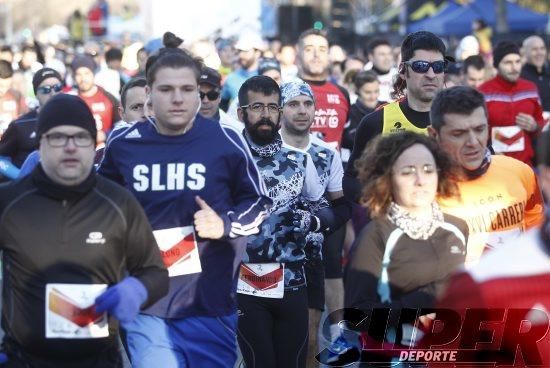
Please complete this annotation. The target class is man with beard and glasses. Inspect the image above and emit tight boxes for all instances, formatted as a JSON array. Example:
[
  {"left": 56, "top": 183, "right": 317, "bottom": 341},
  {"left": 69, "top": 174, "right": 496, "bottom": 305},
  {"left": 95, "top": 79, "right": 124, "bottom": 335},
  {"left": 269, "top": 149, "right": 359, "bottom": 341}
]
[
  {"left": 344, "top": 31, "right": 451, "bottom": 203},
  {"left": 479, "top": 41, "right": 545, "bottom": 167},
  {"left": 429, "top": 86, "right": 544, "bottom": 267},
  {"left": 236, "top": 75, "right": 324, "bottom": 368}
]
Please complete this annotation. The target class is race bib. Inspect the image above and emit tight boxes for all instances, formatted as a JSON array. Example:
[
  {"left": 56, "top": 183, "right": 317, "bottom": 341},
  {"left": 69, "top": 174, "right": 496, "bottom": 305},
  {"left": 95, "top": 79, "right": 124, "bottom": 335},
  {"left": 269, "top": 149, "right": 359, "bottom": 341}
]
[
  {"left": 153, "top": 226, "right": 201, "bottom": 277},
  {"left": 484, "top": 228, "right": 522, "bottom": 251},
  {"left": 45, "top": 283, "right": 108, "bottom": 339},
  {"left": 237, "top": 263, "right": 284, "bottom": 299},
  {"left": 491, "top": 126, "right": 525, "bottom": 153},
  {"left": 465, "top": 228, "right": 523, "bottom": 268}
]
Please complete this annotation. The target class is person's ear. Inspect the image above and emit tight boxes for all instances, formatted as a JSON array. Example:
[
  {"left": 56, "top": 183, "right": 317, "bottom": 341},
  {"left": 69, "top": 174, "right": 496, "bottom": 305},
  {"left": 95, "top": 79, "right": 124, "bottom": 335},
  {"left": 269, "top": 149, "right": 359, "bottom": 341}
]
[
  {"left": 398, "top": 62, "right": 406, "bottom": 75},
  {"left": 237, "top": 107, "right": 245, "bottom": 123},
  {"left": 427, "top": 126, "right": 438, "bottom": 139}
]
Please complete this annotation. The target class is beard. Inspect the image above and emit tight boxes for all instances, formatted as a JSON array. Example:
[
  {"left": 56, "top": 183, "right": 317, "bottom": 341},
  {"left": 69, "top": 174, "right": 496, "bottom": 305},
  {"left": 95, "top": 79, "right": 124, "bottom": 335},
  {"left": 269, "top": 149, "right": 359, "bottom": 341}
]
[{"left": 243, "top": 112, "right": 280, "bottom": 146}]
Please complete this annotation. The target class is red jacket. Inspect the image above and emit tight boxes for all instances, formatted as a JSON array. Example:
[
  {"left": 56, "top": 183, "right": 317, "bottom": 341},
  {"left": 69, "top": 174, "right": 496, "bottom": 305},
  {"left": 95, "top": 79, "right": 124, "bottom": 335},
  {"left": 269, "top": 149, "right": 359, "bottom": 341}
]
[{"left": 479, "top": 75, "right": 544, "bottom": 165}]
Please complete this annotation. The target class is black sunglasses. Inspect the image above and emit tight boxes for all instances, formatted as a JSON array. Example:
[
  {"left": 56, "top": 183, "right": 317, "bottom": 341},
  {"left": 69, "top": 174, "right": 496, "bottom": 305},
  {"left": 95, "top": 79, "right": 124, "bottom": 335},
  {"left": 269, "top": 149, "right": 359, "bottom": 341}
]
[
  {"left": 404, "top": 60, "right": 447, "bottom": 74},
  {"left": 199, "top": 90, "right": 220, "bottom": 101},
  {"left": 37, "top": 83, "right": 63, "bottom": 95}
]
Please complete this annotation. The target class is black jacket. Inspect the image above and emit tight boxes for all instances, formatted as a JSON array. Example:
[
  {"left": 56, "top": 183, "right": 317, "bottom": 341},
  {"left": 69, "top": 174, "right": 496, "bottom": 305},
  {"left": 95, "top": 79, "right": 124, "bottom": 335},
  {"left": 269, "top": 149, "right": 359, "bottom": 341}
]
[
  {"left": 0, "top": 167, "right": 168, "bottom": 361},
  {"left": 521, "top": 63, "right": 550, "bottom": 111},
  {"left": 0, "top": 109, "right": 38, "bottom": 167}
]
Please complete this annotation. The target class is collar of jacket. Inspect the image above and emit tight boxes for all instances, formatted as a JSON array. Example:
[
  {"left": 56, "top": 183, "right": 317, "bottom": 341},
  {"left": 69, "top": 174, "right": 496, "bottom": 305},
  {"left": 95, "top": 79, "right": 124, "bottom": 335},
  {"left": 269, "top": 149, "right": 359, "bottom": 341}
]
[{"left": 31, "top": 165, "right": 96, "bottom": 202}]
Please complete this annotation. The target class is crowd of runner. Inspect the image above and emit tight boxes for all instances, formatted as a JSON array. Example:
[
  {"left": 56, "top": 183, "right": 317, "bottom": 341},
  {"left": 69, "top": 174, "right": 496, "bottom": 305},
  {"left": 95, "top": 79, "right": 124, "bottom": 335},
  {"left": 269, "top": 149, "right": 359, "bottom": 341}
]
[{"left": 0, "top": 17, "right": 548, "bottom": 368}]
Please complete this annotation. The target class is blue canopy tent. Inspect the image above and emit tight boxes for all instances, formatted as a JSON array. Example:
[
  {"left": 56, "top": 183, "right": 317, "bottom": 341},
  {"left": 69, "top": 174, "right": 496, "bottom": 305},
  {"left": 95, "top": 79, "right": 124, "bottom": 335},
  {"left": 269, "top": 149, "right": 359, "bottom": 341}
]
[{"left": 408, "top": 0, "right": 548, "bottom": 36}]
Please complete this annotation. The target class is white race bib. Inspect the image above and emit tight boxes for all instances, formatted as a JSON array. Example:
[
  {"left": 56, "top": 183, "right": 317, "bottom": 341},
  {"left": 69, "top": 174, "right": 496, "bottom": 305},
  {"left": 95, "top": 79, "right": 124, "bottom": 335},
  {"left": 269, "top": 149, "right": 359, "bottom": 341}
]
[
  {"left": 491, "top": 126, "right": 525, "bottom": 153},
  {"left": 153, "top": 226, "right": 201, "bottom": 277},
  {"left": 45, "top": 283, "right": 108, "bottom": 339},
  {"left": 465, "top": 228, "right": 523, "bottom": 268},
  {"left": 237, "top": 263, "right": 284, "bottom": 299},
  {"left": 484, "top": 227, "right": 523, "bottom": 251}
]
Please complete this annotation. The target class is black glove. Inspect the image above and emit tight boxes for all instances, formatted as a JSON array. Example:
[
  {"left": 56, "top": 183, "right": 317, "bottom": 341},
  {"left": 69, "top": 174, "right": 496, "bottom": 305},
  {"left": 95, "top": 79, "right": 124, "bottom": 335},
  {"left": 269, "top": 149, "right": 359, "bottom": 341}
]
[
  {"left": 305, "top": 232, "right": 324, "bottom": 260},
  {"left": 292, "top": 209, "right": 321, "bottom": 234}
]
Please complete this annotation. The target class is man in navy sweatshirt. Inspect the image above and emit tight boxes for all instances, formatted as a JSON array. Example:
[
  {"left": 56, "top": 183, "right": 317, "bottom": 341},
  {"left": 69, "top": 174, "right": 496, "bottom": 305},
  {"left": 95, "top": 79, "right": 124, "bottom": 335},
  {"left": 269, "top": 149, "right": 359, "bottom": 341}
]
[{"left": 98, "top": 37, "right": 270, "bottom": 368}]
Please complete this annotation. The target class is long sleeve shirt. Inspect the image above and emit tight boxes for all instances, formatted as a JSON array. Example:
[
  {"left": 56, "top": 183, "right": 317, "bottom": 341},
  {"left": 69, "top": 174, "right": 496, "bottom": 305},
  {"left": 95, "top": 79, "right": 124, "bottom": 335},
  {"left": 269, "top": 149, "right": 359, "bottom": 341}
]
[
  {"left": 479, "top": 75, "right": 545, "bottom": 165},
  {"left": 98, "top": 116, "right": 270, "bottom": 318}
]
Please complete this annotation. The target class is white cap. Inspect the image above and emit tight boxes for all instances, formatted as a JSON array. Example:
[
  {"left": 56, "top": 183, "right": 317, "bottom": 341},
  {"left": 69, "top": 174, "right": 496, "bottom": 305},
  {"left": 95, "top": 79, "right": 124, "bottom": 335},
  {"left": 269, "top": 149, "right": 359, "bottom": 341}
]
[
  {"left": 456, "top": 35, "right": 480, "bottom": 61},
  {"left": 235, "top": 32, "right": 265, "bottom": 52}
]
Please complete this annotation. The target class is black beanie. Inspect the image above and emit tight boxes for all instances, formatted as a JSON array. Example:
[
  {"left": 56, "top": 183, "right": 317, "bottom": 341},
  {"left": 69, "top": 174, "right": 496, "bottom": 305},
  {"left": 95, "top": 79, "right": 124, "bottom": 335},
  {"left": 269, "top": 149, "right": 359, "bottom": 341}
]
[
  {"left": 493, "top": 41, "right": 520, "bottom": 68},
  {"left": 32, "top": 67, "right": 63, "bottom": 94},
  {"left": 37, "top": 94, "right": 97, "bottom": 141}
]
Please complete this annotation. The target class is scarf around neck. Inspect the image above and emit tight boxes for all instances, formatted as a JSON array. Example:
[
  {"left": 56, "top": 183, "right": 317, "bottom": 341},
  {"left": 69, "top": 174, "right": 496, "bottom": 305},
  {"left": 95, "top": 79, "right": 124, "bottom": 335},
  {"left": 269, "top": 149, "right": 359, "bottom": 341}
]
[
  {"left": 244, "top": 130, "right": 283, "bottom": 158},
  {"left": 388, "top": 202, "right": 444, "bottom": 240}
]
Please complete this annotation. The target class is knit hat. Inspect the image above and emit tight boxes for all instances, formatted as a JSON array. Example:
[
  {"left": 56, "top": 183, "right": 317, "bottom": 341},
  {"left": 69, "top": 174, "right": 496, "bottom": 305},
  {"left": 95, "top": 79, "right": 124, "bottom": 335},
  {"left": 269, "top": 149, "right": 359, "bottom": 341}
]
[
  {"left": 492, "top": 41, "right": 520, "bottom": 68},
  {"left": 37, "top": 94, "right": 97, "bottom": 141},
  {"left": 71, "top": 54, "right": 97, "bottom": 73},
  {"left": 281, "top": 80, "right": 314, "bottom": 106},
  {"left": 32, "top": 67, "right": 63, "bottom": 94}
]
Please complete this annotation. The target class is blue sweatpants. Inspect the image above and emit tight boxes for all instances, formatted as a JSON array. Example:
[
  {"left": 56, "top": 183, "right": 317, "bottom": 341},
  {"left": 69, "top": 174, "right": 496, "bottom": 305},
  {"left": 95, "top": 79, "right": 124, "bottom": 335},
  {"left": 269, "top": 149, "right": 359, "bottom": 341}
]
[{"left": 124, "top": 313, "right": 238, "bottom": 368}]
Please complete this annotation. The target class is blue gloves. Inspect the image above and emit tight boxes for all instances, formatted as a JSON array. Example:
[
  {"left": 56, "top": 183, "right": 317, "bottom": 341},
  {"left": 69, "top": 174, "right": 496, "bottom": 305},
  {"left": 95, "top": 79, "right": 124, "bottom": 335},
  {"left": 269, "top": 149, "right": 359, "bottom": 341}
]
[
  {"left": 0, "top": 156, "right": 20, "bottom": 180},
  {"left": 95, "top": 276, "right": 148, "bottom": 327}
]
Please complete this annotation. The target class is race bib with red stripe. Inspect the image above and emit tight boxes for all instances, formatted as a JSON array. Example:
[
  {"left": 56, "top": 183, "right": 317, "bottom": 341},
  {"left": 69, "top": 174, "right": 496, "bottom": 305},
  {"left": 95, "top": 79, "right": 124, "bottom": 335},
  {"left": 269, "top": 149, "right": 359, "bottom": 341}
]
[
  {"left": 237, "top": 263, "right": 284, "bottom": 298},
  {"left": 491, "top": 126, "right": 525, "bottom": 153},
  {"left": 153, "top": 226, "right": 202, "bottom": 277},
  {"left": 45, "top": 284, "right": 108, "bottom": 339}
]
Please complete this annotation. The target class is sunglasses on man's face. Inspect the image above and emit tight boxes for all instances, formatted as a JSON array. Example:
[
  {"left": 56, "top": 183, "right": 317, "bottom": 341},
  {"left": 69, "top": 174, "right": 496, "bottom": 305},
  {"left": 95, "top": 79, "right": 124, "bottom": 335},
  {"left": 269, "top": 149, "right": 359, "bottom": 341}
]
[
  {"left": 199, "top": 90, "right": 220, "bottom": 101},
  {"left": 37, "top": 83, "right": 63, "bottom": 95},
  {"left": 404, "top": 60, "right": 447, "bottom": 74}
]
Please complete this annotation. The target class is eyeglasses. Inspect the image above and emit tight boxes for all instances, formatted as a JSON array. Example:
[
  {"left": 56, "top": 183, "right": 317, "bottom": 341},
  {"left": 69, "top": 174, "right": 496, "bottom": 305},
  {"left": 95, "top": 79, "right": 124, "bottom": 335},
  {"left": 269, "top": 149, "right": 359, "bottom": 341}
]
[
  {"left": 43, "top": 132, "right": 94, "bottom": 147},
  {"left": 396, "top": 164, "right": 438, "bottom": 177},
  {"left": 404, "top": 60, "right": 447, "bottom": 74},
  {"left": 37, "top": 83, "right": 63, "bottom": 95},
  {"left": 199, "top": 90, "right": 220, "bottom": 101},
  {"left": 241, "top": 103, "right": 281, "bottom": 114}
]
